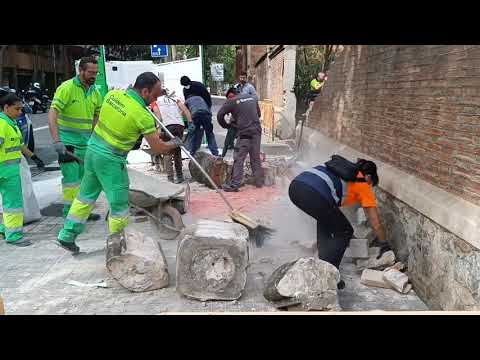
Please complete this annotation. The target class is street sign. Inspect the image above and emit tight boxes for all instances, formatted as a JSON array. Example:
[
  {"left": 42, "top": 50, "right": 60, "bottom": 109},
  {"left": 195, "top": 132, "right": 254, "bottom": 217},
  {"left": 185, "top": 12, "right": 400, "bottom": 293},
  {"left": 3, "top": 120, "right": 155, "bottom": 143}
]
[
  {"left": 210, "top": 63, "right": 224, "bottom": 81},
  {"left": 151, "top": 45, "right": 168, "bottom": 58}
]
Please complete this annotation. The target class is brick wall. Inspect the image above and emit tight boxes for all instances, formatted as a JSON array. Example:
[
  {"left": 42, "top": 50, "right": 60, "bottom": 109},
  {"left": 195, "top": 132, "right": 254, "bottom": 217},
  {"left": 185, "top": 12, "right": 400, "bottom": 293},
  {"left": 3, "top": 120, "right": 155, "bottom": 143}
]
[
  {"left": 308, "top": 45, "right": 480, "bottom": 206},
  {"left": 254, "top": 57, "right": 268, "bottom": 100}
]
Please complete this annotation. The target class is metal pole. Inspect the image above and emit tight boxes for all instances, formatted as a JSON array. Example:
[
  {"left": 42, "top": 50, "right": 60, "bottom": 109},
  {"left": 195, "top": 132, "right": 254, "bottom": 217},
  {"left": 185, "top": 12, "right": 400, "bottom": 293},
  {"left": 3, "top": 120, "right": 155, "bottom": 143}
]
[
  {"left": 199, "top": 45, "right": 204, "bottom": 84},
  {"left": 146, "top": 106, "right": 234, "bottom": 212}
]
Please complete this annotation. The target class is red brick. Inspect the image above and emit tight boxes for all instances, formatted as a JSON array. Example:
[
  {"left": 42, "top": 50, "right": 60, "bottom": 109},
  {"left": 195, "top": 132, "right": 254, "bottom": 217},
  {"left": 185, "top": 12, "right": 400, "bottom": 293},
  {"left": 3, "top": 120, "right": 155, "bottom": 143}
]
[{"left": 308, "top": 45, "right": 480, "bottom": 206}]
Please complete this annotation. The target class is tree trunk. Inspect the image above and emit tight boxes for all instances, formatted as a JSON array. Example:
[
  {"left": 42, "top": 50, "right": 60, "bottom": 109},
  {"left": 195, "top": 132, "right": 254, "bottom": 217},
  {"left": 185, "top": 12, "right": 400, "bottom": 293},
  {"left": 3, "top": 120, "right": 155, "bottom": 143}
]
[
  {"left": 0, "top": 45, "right": 8, "bottom": 86},
  {"left": 106, "top": 227, "right": 169, "bottom": 292}
]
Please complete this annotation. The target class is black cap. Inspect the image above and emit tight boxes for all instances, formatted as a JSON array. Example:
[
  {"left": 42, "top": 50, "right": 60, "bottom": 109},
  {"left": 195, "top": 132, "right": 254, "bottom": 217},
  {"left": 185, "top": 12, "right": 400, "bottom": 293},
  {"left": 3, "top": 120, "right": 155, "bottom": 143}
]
[{"left": 180, "top": 76, "right": 191, "bottom": 86}]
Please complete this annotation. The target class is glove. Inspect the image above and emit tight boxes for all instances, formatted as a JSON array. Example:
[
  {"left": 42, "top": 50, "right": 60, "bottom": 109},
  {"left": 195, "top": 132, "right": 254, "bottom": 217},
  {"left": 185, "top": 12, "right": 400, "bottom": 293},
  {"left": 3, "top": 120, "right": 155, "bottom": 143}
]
[
  {"left": 187, "top": 123, "right": 195, "bottom": 133},
  {"left": 31, "top": 154, "right": 45, "bottom": 169},
  {"left": 372, "top": 237, "right": 392, "bottom": 259},
  {"left": 169, "top": 136, "right": 184, "bottom": 148},
  {"left": 53, "top": 141, "right": 67, "bottom": 155}
]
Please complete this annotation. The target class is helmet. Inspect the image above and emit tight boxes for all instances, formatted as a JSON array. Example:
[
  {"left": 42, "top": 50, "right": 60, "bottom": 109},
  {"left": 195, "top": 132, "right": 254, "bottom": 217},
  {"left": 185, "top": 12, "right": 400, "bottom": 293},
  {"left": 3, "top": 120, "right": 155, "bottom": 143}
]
[{"left": 33, "top": 82, "right": 41, "bottom": 89}]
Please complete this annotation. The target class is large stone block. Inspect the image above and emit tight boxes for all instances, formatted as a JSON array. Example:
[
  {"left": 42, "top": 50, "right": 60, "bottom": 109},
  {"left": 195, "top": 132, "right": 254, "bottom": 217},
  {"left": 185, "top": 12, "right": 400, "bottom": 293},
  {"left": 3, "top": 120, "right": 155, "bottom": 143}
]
[
  {"left": 176, "top": 220, "right": 249, "bottom": 301},
  {"left": 264, "top": 257, "right": 341, "bottom": 311},
  {"left": 106, "top": 228, "right": 169, "bottom": 292}
]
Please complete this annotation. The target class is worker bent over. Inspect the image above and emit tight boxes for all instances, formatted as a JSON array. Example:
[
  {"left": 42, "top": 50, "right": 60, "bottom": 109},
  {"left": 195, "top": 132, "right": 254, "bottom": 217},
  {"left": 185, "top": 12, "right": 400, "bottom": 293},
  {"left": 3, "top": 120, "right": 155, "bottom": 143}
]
[
  {"left": 57, "top": 72, "right": 181, "bottom": 253},
  {"left": 48, "top": 57, "right": 103, "bottom": 220},
  {"left": 288, "top": 156, "right": 391, "bottom": 289},
  {"left": 217, "top": 88, "right": 263, "bottom": 192}
]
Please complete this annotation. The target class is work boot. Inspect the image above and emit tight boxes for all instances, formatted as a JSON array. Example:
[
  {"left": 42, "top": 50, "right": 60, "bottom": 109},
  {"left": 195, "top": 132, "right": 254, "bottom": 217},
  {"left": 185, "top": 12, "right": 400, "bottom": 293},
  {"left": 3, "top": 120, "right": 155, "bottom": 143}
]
[
  {"left": 222, "top": 184, "right": 239, "bottom": 192},
  {"left": 8, "top": 238, "right": 32, "bottom": 247},
  {"left": 87, "top": 213, "right": 101, "bottom": 222},
  {"left": 57, "top": 240, "right": 80, "bottom": 254}
]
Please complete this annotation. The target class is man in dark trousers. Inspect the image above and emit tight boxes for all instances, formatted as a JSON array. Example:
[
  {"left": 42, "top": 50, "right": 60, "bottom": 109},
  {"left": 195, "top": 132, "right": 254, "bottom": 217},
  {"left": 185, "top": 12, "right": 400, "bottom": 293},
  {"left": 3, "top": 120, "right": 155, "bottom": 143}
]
[
  {"left": 221, "top": 88, "right": 238, "bottom": 157},
  {"left": 180, "top": 76, "right": 211, "bottom": 151},
  {"left": 217, "top": 90, "right": 263, "bottom": 192}
]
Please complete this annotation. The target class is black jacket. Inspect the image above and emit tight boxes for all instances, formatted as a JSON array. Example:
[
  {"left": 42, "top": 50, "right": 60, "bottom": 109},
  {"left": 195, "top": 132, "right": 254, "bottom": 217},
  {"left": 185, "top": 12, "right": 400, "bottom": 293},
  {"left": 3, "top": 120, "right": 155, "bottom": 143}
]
[{"left": 183, "top": 81, "right": 212, "bottom": 109}]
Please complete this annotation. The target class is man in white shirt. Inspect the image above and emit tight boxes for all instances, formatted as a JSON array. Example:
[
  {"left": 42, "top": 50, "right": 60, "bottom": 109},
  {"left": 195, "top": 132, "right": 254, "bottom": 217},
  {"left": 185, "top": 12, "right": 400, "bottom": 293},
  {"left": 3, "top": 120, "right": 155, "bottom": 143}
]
[{"left": 152, "top": 93, "right": 192, "bottom": 183}]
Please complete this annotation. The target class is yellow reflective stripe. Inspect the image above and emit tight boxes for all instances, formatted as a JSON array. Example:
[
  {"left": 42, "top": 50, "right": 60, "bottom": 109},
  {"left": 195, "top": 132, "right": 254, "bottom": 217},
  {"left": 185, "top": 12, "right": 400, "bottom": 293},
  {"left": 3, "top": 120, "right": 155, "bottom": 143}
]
[
  {"left": 95, "top": 121, "right": 137, "bottom": 146},
  {"left": 4, "top": 212, "right": 24, "bottom": 228},
  {"left": 108, "top": 216, "right": 129, "bottom": 234},
  {"left": 63, "top": 186, "right": 80, "bottom": 203},
  {"left": 68, "top": 198, "right": 94, "bottom": 223}
]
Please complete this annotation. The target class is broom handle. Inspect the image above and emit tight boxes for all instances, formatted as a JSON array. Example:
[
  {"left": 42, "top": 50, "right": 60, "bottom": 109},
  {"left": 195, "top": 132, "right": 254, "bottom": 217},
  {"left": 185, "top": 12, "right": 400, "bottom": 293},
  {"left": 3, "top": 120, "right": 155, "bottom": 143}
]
[{"left": 146, "top": 107, "right": 235, "bottom": 212}]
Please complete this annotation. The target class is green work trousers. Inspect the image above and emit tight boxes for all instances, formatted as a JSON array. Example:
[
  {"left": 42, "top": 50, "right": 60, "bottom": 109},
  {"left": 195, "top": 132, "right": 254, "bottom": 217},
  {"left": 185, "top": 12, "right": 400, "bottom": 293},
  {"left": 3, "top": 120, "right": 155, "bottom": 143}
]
[
  {"left": 0, "top": 164, "right": 24, "bottom": 242},
  {"left": 58, "top": 149, "right": 130, "bottom": 243}
]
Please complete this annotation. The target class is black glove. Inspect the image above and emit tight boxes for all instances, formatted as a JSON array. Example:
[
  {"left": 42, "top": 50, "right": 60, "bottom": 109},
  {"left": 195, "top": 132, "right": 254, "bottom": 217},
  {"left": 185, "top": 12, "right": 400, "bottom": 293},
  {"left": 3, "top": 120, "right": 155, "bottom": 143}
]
[
  {"left": 58, "top": 145, "right": 79, "bottom": 163},
  {"left": 31, "top": 154, "right": 45, "bottom": 169},
  {"left": 371, "top": 237, "right": 392, "bottom": 259}
]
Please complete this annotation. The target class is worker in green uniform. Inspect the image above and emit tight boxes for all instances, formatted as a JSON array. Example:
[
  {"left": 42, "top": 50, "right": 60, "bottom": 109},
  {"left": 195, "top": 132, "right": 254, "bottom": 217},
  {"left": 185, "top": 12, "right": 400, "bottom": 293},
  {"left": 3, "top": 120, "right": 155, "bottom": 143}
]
[
  {"left": 0, "top": 93, "right": 45, "bottom": 246},
  {"left": 57, "top": 72, "right": 182, "bottom": 253},
  {"left": 48, "top": 56, "right": 103, "bottom": 220}
]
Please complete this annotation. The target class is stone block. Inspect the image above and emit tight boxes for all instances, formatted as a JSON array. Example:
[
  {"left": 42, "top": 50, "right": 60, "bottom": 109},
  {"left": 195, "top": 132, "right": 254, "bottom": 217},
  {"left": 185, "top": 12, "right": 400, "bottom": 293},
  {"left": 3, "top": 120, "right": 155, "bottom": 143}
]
[
  {"left": 176, "top": 220, "right": 249, "bottom": 301},
  {"left": 383, "top": 269, "right": 410, "bottom": 294},
  {"left": 263, "top": 165, "right": 276, "bottom": 186},
  {"left": 348, "top": 238, "right": 369, "bottom": 259},
  {"left": 264, "top": 257, "right": 341, "bottom": 311},
  {"left": 106, "top": 228, "right": 169, "bottom": 293},
  {"left": 360, "top": 269, "right": 391, "bottom": 289},
  {"left": 356, "top": 250, "right": 396, "bottom": 272}
]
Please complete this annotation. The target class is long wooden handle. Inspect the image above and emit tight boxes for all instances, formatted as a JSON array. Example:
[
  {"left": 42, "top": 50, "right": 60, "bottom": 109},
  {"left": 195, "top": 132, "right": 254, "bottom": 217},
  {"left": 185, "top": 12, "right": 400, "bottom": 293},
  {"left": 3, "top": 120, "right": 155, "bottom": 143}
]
[{"left": 146, "top": 107, "right": 234, "bottom": 212}]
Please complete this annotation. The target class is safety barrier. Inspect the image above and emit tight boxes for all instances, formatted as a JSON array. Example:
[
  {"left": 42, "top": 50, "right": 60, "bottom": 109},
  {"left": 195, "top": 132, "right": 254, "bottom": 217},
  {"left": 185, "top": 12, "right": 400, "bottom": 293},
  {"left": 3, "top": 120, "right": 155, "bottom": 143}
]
[{"left": 259, "top": 99, "right": 275, "bottom": 142}]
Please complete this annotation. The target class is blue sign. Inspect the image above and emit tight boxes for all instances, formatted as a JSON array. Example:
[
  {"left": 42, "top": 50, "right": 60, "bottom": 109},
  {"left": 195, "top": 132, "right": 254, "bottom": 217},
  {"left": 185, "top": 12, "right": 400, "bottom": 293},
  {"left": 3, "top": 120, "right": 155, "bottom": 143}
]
[{"left": 151, "top": 45, "right": 168, "bottom": 58}]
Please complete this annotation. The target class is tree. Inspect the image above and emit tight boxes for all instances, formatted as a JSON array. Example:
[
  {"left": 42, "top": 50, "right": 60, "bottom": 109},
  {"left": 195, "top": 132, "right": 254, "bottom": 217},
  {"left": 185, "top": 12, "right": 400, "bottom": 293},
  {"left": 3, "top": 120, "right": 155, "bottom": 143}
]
[
  {"left": 203, "top": 45, "right": 237, "bottom": 87},
  {"left": 0, "top": 45, "right": 8, "bottom": 86},
  {"left": 293, "top": 45, "right": 343, "bottom": 109}
]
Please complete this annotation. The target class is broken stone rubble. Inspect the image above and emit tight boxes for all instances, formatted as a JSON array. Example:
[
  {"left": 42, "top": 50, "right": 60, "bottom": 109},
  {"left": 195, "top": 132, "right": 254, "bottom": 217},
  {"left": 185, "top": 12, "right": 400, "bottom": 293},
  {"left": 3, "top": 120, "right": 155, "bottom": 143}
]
[
  {"left": 264, "top": 257, "right": 342, "bottom": 311},
  {"left": 355, "top": 250, "right": 396, "bottom": 272},
  {"left": 383, "top": 269, "right": 410, "bottom": 294}
]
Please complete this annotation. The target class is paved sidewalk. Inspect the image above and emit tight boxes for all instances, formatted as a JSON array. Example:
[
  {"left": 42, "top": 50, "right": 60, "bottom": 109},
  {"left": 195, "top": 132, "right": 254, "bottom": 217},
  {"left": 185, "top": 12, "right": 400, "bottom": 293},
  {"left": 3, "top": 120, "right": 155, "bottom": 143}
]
[{"left": 0, "top": 164, "right": 428, "bottom": 314}]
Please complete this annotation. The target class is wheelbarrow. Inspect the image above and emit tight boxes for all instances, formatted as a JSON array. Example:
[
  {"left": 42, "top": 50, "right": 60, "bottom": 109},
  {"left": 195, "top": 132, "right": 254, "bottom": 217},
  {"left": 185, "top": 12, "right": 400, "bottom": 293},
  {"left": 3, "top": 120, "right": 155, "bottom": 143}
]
[{"left": 127, "top": 167, "right": 190, "bottom": 240}]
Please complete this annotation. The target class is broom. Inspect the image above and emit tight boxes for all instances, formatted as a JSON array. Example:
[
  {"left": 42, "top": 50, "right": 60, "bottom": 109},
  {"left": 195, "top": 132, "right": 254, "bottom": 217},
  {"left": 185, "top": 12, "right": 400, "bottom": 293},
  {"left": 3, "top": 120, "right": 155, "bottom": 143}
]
[{"left": 146, "top": 106, "right": 274, "bottom": 245}]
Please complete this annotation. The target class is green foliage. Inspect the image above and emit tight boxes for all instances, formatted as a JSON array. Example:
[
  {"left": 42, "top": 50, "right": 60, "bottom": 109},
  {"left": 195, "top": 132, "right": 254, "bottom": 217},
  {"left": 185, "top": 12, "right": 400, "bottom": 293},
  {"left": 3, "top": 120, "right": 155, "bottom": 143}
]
[
  {"left": 293, "top": 45, "right": 341, "bottom": 104},
  {"left": 203, "top": 45, "right": 237, "bottom": 86}
]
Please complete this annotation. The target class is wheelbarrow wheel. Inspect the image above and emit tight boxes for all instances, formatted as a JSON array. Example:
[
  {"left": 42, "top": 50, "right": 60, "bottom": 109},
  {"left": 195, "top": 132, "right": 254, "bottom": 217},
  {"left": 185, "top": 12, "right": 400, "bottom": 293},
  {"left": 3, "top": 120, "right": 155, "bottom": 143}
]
[{"left": 152, "top": 204, "right": 184, "bottom": 240}]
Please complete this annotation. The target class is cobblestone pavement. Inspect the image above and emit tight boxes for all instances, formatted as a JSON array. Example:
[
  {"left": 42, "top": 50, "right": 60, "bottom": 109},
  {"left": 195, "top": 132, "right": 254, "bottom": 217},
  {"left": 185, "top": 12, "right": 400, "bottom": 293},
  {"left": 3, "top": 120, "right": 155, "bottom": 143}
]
[{"left": 0, "top": 165, "right": 428, "bottom": 314}]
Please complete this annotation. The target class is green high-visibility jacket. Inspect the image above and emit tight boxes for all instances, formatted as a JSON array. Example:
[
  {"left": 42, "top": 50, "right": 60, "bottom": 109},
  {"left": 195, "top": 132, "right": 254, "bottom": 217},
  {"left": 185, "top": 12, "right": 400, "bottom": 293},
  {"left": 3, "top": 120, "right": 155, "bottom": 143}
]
[
  {"left": 88, "top": 89, "right": 157, "bottom": 162},
  {"left": 51, "top": 76, "right": 103, "bottom": 147}
]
